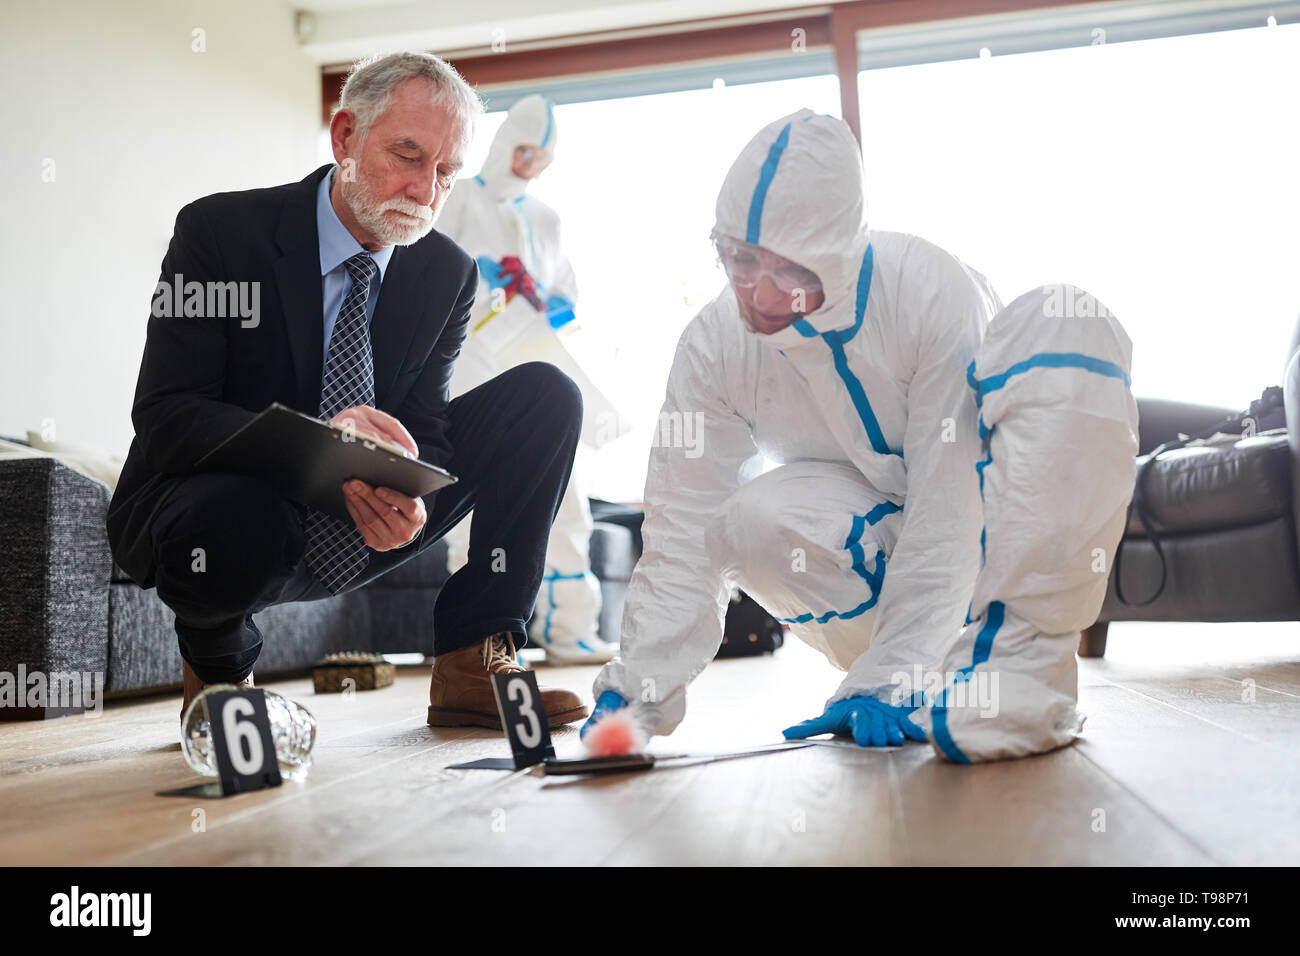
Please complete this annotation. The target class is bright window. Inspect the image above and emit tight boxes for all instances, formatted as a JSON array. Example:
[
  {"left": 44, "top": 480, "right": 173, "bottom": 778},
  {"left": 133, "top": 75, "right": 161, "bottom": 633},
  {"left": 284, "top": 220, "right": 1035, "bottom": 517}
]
[
  {"left": 858, "top": 22, "right": 1300, "bottom": 410},
  {"left": 457, "top": 74, "right": 841, "bottom": 500},
  {"left": 450, "top": 23, "right": 1299, "bottom": 501}
]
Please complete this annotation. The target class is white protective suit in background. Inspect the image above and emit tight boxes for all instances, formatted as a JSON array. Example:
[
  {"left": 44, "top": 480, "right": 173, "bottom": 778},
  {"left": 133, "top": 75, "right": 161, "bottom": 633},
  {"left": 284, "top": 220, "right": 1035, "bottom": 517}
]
[
  {"left": 593, "top": 109, "right": 1138, "bottom": 762},
  {"left": 438, "top": 94, "right": 619, "bottom": 664}
]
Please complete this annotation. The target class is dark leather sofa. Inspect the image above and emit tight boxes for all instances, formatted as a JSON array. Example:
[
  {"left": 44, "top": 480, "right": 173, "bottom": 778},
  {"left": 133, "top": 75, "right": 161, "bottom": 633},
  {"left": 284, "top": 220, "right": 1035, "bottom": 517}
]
[{"left": 1082, "top": 332, "right": 1300, "bottom": 656}]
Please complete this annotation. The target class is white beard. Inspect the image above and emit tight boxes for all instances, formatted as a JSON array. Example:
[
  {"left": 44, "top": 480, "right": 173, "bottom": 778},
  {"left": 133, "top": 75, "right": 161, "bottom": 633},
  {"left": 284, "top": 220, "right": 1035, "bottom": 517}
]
[{"left": 342, "top": 169, "right": 436, "bottom": 247}]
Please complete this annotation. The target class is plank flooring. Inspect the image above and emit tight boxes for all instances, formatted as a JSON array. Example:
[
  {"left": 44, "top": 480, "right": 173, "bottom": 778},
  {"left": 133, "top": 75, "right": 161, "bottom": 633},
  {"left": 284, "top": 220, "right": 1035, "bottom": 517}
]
[{"left": 2, "top": 621, "right": 1297, "bottom": 865}]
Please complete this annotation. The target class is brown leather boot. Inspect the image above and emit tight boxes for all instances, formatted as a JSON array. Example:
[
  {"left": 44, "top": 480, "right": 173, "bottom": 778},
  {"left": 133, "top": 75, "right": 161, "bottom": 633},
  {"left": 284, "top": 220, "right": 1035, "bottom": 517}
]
[
  {"left": 428, "top": 632, "right": 588, "bottom": 730},
  {"left": 180, "top": 660, "right": 254, "bottom": 722}
]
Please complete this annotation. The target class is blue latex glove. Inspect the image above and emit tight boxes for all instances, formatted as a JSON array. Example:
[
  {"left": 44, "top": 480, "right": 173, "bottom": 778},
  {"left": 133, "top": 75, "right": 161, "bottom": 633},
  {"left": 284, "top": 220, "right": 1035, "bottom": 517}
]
[
  {"left": 580, "top": 690, "right": 627, "bottom": 740},
  {"left": 782, "top": 694, "right": 927, "bottom": 747},
  {"left": 475, "top": 255, "right": 509, "bottom": 290},
  {"left": 544, "top": 294, "right": 576, "bottom": 330}
]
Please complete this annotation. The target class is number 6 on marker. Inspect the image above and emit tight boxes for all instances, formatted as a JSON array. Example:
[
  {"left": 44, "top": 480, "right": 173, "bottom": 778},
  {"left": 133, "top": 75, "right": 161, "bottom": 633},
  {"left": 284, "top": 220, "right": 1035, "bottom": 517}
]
[
  {"left": 221, "top": 696, "right": 265, "bottom": 775},
  {"left": 204, "top": 688, "right": 283, "bottom": 794}
]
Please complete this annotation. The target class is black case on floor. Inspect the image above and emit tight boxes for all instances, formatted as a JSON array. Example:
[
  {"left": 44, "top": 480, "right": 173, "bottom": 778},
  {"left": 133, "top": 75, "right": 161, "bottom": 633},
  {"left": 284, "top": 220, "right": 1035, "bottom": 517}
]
[
  {"left": 718, "top": 589, "right": 785, "bottom": 657},
  {"left": 589, "top": 501, "right": 786, "bottom": 657}
]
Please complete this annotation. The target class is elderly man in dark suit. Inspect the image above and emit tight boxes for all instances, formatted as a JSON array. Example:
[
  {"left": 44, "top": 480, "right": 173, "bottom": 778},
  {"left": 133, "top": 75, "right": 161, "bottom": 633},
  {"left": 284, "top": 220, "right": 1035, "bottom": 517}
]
[{"left": 107, "top": 52, "right": 588, "bottom": 732}]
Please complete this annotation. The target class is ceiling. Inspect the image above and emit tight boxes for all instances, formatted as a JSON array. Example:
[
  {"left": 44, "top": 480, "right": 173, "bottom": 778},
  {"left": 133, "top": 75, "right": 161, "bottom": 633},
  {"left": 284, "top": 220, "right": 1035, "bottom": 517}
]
[{"left": 287, "top": 0, "right": 834, "bottom": 65}]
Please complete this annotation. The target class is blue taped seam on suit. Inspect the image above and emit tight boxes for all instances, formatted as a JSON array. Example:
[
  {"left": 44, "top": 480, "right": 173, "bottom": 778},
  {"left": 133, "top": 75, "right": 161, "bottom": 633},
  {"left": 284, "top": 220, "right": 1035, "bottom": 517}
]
[
  {"left": 540, "top": 99, "right": 555, "bottom": 149},
  {"left": 862, "top": 500, "right": 902, "bottom": 526},
  {"left": 973, "top": 352, "right": 1131, "bottom": 400},
  {"left": 540, "top": 569, "right": 587, "bottom": 645},
  {"left": 779, "top": 502, "right": 894, "bottom": 625},
  {"left": 968, "top": 349, "right": 1129, "bottom": 567},
  {"left": 827, "top": 339, "right": 898, "bottom": 457},
  {"left": 741, "top": 129, "right": 894, "bottom": 457},
  {"left": 812, "top": 245, "right": 901, "bottom": 459},
  {"left": 827, "top": 243, "right": 875, "bottom": 347},
  {"left": 961, "top": 599, "right": 1005, "bottom": 676},
  {"left": 975, "top": 415, "right": 994, "bottom": 566},
  {"left": 777, "top": 559, "right": 884, "bottom": 624},
  {"left": 930, "top": 600, "right": 1006, "bottom": 763},
  {"left": 745, "top": 122, "right": 792, "bottom": 244},
  {"left": 848, "top": 549, "right": 887, "bottom": 593}
]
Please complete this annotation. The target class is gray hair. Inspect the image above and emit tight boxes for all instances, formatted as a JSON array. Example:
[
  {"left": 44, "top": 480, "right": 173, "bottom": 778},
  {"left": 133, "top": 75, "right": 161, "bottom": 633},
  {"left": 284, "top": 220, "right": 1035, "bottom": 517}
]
[{"left": 336, "top": 51, "right": 483, "bottom": 143}]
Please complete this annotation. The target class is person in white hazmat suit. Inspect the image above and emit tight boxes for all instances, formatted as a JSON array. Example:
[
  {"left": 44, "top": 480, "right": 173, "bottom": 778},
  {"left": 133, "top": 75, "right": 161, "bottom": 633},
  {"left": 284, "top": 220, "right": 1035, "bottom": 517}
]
[
  {"left": 583, "top": 109, "right": 1139, "bottom": 762},
  {"left": 437, "top": 94, "right": 619, "bottom": 665}
]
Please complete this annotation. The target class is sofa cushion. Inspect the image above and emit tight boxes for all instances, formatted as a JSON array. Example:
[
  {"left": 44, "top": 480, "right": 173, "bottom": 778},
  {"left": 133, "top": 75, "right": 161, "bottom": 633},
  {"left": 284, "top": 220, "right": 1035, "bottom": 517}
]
[
  {"left": 367, "top": 538, "right": 450, "bottom": 589},
  {"left": 106, "top": 582, "right": 375, "bottom": 693},
  {"left": 590, "top": 521, "right": 636, "bottom": 581},
  {"left": 1104, "top": 515, "right": 1300, "bottom": 621},
  {"left": 1127, "top": 430, "right": 1291, "bottom": 536},
  {"left": 0, "top": 458, "right": 111, "bottom": 703},
  {"left": 25, "top": 432, "right": 125, "bottom": 493}
]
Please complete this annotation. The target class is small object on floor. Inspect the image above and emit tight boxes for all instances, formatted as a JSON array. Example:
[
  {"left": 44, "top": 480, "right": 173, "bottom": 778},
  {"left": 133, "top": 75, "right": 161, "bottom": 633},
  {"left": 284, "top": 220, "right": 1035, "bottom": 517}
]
[
  {"left": 449, "top": 756, "right": 524, "bottom": 771},
  {"left": 179, "top": 686, "right": 316, "bottom": 785},
  {"left": 543, "top": 753, "right": 657, "bottom": 775},
  {"left": 312, "top": 650, "right": 396, "bottom": 693},
  {"left": 583, "top": 707, "right": 648, "bottom": 757},
  {"left": 543, "top": 741, "right": 812, "bottom": 776}
]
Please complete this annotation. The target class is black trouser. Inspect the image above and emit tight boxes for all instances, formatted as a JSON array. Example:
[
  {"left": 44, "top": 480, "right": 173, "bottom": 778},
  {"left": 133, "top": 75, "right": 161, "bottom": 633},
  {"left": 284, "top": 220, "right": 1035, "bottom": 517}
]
[{"left": 142, "top": 362, "right": 583, "bottom": 684}]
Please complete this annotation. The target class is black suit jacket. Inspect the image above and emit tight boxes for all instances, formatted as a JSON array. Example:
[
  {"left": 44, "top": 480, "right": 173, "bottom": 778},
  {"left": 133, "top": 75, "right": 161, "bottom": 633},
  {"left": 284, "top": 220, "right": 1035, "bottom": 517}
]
[{"left": 107, "top": 164, "right": 477, "bottom": 587}]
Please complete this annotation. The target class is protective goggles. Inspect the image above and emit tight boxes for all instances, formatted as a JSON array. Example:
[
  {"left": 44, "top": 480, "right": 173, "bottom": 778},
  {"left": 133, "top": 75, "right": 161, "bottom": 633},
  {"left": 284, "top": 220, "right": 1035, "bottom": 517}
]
[
  {"left": 714, "top": 237, "right": 823, "bottom": 295},
  {"left": 513, "top": 145, "right": 553, "bottom": 170}
]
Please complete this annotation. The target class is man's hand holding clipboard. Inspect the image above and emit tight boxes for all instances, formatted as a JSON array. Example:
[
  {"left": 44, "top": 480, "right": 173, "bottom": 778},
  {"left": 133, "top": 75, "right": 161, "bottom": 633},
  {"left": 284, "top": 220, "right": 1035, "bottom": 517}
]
[
  {"left": 193, "top": 402, "right": 458, "bottom": 549},
  {"left": 327, "top": 405, "right": 428, "bottom": 551}
]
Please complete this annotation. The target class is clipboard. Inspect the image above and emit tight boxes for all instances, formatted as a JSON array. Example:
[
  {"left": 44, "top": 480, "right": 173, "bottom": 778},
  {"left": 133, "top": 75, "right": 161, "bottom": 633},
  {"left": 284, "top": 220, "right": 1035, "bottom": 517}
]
[{"left": 194, "top": 403, "right": 457, "bottom": 521}]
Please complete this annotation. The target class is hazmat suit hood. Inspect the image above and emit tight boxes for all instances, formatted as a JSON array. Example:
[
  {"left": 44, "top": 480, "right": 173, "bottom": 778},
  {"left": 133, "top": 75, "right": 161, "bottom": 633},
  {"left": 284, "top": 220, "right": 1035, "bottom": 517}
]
[
  {"left": 476, "top": 93, "right": 558, "bottom": 202},
  {"left": 713, "top": 109, "right": 871, "bottom": 349}
]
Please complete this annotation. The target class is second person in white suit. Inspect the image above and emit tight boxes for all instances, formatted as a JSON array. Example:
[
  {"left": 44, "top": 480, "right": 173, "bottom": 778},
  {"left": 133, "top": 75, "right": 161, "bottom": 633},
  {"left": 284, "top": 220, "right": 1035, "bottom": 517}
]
[{"left": 438, "top": 94, "right": 619, "bottom": 665}]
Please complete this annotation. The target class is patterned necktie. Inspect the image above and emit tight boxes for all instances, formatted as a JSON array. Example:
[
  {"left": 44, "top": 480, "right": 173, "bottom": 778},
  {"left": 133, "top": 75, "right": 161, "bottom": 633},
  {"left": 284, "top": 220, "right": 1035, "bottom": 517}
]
[{"left": 304, "top": 252, "right": 379, "bottom": 594}]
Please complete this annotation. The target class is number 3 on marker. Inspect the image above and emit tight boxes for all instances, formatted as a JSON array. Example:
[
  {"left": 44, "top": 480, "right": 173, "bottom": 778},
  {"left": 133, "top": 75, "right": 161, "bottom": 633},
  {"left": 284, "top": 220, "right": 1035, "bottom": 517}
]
[
  {"left": 508, "top": 677, "right": 542, "bottom": 749},
  {"left": 490, "top": 671, "right": 555, "bottom": 768}
]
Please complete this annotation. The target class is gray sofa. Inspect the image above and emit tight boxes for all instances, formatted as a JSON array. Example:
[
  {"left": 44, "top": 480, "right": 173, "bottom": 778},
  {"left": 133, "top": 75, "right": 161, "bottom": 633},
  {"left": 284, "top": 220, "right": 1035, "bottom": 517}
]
[{"left": 0, "top": 453, "right": 634, "bottom": 718}]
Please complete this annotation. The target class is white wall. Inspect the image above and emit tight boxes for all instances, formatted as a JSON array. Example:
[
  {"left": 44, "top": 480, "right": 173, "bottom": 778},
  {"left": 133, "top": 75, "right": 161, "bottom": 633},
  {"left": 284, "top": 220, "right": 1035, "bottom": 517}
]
[{"left": 0, "top": 0, "right": 320, "bottom": 454}]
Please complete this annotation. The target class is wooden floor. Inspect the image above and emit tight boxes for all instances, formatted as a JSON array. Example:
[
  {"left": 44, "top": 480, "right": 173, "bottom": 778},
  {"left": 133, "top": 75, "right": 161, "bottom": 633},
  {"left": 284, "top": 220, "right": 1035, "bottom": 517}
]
[{"left": 2, "top": 621, "right": 1298, "bottom": 866}]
